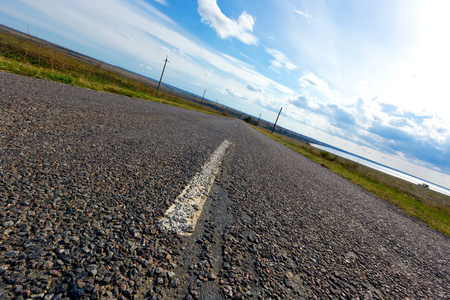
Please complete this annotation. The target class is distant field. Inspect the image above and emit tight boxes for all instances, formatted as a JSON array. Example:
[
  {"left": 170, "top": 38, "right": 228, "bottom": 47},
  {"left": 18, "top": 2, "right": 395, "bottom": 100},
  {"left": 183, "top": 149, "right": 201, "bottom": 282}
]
[{"left": 1, "top": 25, "right": 449, "bottom": 237}]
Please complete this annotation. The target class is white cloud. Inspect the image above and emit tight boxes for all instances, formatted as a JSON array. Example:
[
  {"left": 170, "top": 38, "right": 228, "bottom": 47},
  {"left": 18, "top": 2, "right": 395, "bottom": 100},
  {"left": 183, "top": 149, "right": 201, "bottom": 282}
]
[
  {"left": 159, "top": 46, "right": 170, "bottom": 53},
  {"left": 239, "top": 52, "right": 251, "bottom": 60},
  {"left": 191, "top": 81, "right": 204, "bottom": 87},
  {"left": 146, "top": 66, "right": 152, "bottom": 70},
  {"left": 286, "top": 89, "right": 450, "bottom": 175},
  {"left": 153, "top": 0, "right": 168, "bottom": 6},
  {"left": 197, "top": 0, "right": 258, "bottom": 45},
  {"left": 266, "top": 48, "right": 297, "bottom": 72},
  {"left": 299, "top": 72, "right": 334, "bottom": 99},
  {"left": 173, "top": 48, "right": 190, "bottom": 59},
  {"left": 247, "top": 84, "right": 262, "bottom": 93},
  {"left": 219, "top": 88, "right": 243, "bottom": 98},
  {"left": 293, "top": 9, "right": 311, "bottom": 18}
]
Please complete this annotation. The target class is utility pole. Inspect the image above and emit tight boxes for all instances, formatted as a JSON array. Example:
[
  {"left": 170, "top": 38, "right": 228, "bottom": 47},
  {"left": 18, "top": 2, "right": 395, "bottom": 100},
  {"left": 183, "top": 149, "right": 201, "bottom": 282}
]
[
  {"left": 199, "top": 89, "right": 206, "bottom": 107},
  {"left": 156, "top": 56, "right": 169, "bottom": 95},
  {"left": 256, "top": 113, "right": 262, "bottom": 126},
  {"left": 271, "top": 107, "right": 282, "bottom": 134}
]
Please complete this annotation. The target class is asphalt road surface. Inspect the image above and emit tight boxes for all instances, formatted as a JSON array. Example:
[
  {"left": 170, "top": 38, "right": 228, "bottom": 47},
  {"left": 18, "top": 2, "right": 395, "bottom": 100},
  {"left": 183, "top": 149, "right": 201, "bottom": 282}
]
[{"left": 1, "top": 72, "right": 449, "bottom": 299}]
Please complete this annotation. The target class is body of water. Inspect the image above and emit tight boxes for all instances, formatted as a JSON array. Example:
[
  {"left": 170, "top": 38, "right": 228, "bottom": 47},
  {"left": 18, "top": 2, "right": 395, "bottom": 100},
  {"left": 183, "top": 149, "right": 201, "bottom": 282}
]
[{"left": 312, "top": 144, "right": 450, "bottom": 197}]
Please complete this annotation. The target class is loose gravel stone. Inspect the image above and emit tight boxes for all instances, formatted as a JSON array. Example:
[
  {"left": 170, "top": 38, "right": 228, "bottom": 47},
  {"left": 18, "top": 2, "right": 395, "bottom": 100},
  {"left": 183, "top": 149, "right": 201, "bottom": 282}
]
[{"left": 170, "top": 278, "right": 181, "bottom": 288}]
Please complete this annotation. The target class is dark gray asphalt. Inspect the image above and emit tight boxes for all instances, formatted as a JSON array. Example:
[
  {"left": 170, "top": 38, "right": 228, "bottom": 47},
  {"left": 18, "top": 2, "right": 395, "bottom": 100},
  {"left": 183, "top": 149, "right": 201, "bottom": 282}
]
[{"left": 1, "top": 72, "right": 449, "bottom": 299}]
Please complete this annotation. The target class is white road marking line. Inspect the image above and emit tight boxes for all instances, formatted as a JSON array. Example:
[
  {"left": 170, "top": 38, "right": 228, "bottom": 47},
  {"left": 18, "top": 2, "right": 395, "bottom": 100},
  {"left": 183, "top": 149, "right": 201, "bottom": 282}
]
[{"left": 159, "top": 140, "right": 231, "bottom": 235}]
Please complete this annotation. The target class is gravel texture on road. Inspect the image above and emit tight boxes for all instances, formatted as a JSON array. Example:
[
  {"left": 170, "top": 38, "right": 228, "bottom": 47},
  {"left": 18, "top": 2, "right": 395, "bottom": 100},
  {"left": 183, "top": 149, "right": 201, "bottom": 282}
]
[
  {"left": 1, "top": 72, "right": 449, "bottom": 299},
  {"left": 194, "top": 124, "right": 450, "bottom": 299}
]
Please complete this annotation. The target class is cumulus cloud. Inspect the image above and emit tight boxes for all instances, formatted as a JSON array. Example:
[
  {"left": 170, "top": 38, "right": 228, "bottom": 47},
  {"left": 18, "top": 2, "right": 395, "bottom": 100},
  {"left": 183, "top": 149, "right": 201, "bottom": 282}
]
[
  {"left": 290, "top": 91, "right": 450, "bottom": 172},
  {"left": 327, "top": 104, "right": 356, "bottom": 126},
  {"left": 266, "top": 48, "right": 297, "bottom": 72},
  {"left": 365, "top": 123, "right": 450, "bottom": 173},
  {"left": 255, "top": 98, "right": 282, "bottom": 113},
  {"left": 290, "top": 95, "right": 356, "bottom": 129},
  {"left": 246, "top": 84, "right": 262, "bottom": 93},
  {"left": 198, "top": 0, "right": 257, "bottom": 45},
  {"left": 299, "top": 72, "right": 333, "bottom": 98},
  {"left": 389, "top": 118, "right": 410, "bottom": 128},
  {"left": 369, "top": 124, "right": 414, "bottom": 143},
  {"left": 290, "top": 95, "right": 310, "bottom": 109},
  {"left": 219, "top": 87, "right": 243, "bottom": 98},
  {"left": 380, "top": 102, "right": 398, "bottom": 114}
]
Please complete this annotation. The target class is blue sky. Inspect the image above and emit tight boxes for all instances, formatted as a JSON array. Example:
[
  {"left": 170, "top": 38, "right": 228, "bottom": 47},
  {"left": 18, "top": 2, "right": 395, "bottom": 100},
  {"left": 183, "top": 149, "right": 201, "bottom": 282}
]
[{"left": 1, "top": 0, "right": 450, "bottom": 189}]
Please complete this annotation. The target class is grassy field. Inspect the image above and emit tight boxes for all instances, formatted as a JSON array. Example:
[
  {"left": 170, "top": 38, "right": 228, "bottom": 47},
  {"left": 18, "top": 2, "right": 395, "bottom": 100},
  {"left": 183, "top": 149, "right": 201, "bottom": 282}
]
[
  {"left": 253, "top": 126, "right": 450, "bottom": 236},
  {"left": 1, "top": 27, "right": 449, "bottom": 237}
]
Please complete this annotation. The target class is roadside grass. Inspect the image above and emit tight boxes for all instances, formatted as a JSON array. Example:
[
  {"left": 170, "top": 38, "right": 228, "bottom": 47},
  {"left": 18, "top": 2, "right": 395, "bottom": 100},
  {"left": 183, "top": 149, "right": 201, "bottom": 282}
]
[
  {"left": 0, "top": 30, "right": 225, "bottom": 117},
  {"left": 252, "top": 125, "right": 450, "bottom": 237}
]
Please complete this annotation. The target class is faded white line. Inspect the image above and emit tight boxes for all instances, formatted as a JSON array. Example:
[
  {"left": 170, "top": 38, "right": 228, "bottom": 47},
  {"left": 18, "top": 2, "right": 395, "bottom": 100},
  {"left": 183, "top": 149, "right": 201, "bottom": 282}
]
[{"left": 159, "top": 140, "right": 231, "bottom": 235}]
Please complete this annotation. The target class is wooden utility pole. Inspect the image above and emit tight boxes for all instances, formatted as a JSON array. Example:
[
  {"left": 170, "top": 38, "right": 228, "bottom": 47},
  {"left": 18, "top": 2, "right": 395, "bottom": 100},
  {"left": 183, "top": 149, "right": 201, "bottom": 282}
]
[
  {"left": 256, "top": 113, "right": 262, "bottom": 126},
  {"left": 271, "top": 107, "right": 282, "bottom": 134},
  {"left": 199, "top": 89, "right": 206, "bottom": 107},
  {"left": 156, "top": 56, "right": 169, "bottom": 95}
]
